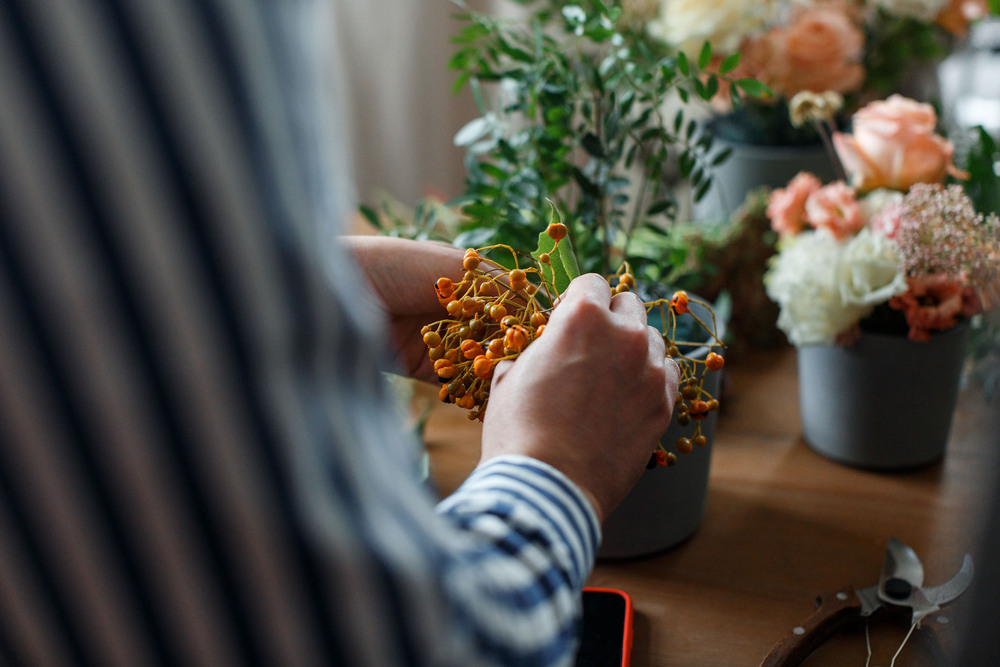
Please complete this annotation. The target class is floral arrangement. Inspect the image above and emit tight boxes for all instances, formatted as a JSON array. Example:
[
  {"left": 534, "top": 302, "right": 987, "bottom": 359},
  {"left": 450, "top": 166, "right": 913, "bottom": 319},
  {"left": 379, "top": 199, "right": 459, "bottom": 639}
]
[
  {"left": 643, "top": 0, "right": 993, "bottom": 144},
  {"left": 763, "top": 94, "right": 1000, "bottom": 345},
  {"left": 421, "top": 211, "right": 726, "bottom": 466}
]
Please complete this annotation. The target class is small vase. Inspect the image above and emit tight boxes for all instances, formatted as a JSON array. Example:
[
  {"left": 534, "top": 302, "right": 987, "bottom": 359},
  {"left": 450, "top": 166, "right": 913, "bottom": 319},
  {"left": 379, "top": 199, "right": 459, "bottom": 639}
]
[
  {"left": 796, "top": 324, "right": 971, "bottom": 471},
  {"left": 693, "top": 139, "right": 838, "bottom": 222},
  {"left": 598, "top": 293, "right": 724, "bottom": 559}
]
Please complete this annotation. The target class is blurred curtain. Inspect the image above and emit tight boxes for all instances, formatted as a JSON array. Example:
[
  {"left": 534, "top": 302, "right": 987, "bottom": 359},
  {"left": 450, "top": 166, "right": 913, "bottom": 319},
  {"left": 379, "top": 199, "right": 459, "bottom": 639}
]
[{"left": 333, "top": 1, "right": 505, "bottom": 210}]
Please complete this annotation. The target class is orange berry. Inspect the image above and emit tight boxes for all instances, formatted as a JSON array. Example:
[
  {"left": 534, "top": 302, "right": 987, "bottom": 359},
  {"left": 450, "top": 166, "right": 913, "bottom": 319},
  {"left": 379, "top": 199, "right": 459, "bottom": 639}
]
[
  {"left": 671, "top": 290, "right": 689, "bottom": 315},
  {"left": 446, "top": 299, "right": 463, "bottom": 316},
  {"left": 530, "top": 311, "right": 548, "bottom": 328},
  {"left": 473, "top": 355, "right": 493, "bottom": 379},
  {"left": 434, "top": 360, "right": 456, "bottom": 379},
  {"left": 656, "top": 450, "right": 668, "bottom": 467},
  {"left": 462, "top": 298, "right": 482, "bottom": 316},
  {"left": 676, "top": 437, "right": 693, "bottom": 454},
  {"left": 504, "top": 325, "right": 528, "bottom": 352},
  {"left": 708, "top": 399, "right": 720, "bottom": 411},
  {"left": 538, "top": 252, "right": 551, "bottom": 264},
  {"left": 460, "top": 339, "right": 484, "bottom": 360},
  {"left": 489, "top": 304, "right": 508, "bottom": 321},
  {"left": 435, "top": 277, "right": 455, "bottom": 300},
  {"left": 463, "top": 253, "right": 480, "bottom": 271},
  {"left": 546, "top": 222, "right": 567, "bottom": 241},
  {"left": 690, "top": 399, "right": 709, "bottom": 420},
  {"left": 693, "top": 434, "right": 707, "bottom": 448},
  {"left": 509, "top": 268, "right": 528, "bottom": 291},
  {"left": 486, "top": 338, "right": 505, "bottom": 359},
  {"left": 705, "top": 352, "right": 725, "bottom": 372}
]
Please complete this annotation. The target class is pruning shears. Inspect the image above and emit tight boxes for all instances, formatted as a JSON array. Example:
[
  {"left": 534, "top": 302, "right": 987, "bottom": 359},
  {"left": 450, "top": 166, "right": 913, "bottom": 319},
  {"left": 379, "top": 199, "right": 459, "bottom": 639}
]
[{"left": 759, "top": 537, "right": 974, "bottom": 666}]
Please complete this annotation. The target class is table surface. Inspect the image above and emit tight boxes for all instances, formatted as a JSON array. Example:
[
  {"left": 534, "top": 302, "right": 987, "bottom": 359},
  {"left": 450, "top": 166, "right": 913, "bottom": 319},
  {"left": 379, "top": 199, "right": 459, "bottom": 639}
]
[{"left": 420, "top": 345, "right": 999, "bottom": 666}]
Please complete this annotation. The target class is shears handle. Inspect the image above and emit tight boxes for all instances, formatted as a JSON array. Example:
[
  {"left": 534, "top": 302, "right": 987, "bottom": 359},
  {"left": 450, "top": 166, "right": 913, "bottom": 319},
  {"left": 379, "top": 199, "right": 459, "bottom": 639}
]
[{"left": 759, "top": 588, "right": 862, "bottom": 667}]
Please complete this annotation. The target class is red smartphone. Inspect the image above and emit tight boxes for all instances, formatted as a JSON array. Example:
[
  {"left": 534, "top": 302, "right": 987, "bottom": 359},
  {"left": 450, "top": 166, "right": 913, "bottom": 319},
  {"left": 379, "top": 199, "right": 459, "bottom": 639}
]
[{"left": 574, "top": 587, "right": 634, "bottom": 667}]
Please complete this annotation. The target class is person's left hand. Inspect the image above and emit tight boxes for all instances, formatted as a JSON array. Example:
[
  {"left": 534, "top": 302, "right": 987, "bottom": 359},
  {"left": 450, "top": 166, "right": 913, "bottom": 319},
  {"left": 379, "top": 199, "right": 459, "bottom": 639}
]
[{"left": 346, "top": 236, "right": 466, "bottom": 382}]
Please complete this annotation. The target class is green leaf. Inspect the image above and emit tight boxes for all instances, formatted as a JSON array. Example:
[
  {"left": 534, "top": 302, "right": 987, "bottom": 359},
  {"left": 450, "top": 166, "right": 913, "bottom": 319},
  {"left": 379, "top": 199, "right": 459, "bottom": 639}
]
[
  {"left": 581, "top": 132, "right": 606, "bottom": 158},
  {"left": 676, "top": 51, "right": 690, "bottom": 77},
  {"left": 718, "top": 52, "right": 741, "bottom": 75},
  {"left": 697, "top": 41, "right": 712, "bottom": 71},
  {"left": 532, "top": 202, "right": 580, "bottom": 295},
  {"left": 735, "top": 78, "right": 771, "bottom": 99},
  {"left": 358, "top": 204, "right": 382, "bottom": 230}
]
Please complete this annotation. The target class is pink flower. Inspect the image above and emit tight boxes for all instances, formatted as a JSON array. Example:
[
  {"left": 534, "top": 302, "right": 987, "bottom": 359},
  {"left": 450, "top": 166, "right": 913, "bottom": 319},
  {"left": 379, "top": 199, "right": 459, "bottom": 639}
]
[
  {"left": 889, "top": 274, "right": 965, "bottom": 341},
  {"left": 735, "top": 3, "right": 865, "bottom": 100},
  {"left": 767, "top": 172, "right": 821, "bottom": 236},
  {"left": 778, "top": 4, "right": 865, "bottom": 96},
  {"left": 832, "top": 95, "right": 965, "bottom": 192},
  {"left": 869, "top": 199, "right": 904, "bottom": 239},
  {"left": 804, "top": 182, "right": 864, "bottom": 239}
]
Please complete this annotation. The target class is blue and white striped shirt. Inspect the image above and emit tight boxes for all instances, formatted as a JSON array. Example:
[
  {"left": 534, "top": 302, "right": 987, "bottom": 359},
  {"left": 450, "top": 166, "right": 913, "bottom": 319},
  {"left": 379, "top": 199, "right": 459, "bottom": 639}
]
[{"left": 0, "top": 1, "right": 600, "bottom": 665}]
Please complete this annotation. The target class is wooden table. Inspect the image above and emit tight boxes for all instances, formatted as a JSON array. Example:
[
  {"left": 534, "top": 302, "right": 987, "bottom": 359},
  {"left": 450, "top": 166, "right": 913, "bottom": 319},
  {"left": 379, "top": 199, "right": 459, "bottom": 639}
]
[{"left": 421, "top": 346, "right": 999, "bottom": 666}]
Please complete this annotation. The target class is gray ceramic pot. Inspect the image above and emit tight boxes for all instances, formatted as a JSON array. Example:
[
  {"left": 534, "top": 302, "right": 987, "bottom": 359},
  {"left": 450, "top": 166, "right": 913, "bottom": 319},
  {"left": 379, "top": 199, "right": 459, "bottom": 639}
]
[
  {"left": 797, "top": 324, "right": 971, "bottom": 471},
  {"left": 598, "top": 294, "right": 725, "bottom": 559},
  {"left": 693, "top": 139, "right": 837, "bottom": 222}
]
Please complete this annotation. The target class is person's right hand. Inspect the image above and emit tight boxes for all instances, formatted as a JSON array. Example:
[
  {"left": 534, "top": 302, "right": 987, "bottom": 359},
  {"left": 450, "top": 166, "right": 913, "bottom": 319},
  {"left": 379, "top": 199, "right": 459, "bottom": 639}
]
[{"left": 479, "top": 273, "right": 680, "bottom": 524}]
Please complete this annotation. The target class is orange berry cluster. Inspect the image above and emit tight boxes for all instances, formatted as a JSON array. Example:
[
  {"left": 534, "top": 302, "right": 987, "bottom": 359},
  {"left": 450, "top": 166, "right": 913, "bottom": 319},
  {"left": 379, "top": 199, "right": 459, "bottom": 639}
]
[{"left": 421, "top": 223, "right": 725, "bottom": 466}]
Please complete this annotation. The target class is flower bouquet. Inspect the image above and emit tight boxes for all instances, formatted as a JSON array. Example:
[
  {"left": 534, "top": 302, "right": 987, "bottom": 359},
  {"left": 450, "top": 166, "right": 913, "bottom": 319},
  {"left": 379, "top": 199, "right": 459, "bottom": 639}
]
[
  {"left": 763, "top": 93, "right": 1000, "bottom": 469},
  {"left": 649, "top": 0, "right": 991, "bottom": 143}
]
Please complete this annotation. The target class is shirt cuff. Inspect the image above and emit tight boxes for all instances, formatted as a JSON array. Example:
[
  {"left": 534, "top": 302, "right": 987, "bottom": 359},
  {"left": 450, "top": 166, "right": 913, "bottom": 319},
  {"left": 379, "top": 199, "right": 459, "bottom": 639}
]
[{"left": 436, "top": 455, "right": 601, "bottom": 589}]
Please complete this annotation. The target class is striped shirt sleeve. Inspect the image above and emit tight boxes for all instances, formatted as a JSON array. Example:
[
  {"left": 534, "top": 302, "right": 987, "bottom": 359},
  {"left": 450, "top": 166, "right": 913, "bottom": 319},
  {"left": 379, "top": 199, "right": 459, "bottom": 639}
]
[{"left": 0, "top": 1, "right": 600, "bottom": 665}]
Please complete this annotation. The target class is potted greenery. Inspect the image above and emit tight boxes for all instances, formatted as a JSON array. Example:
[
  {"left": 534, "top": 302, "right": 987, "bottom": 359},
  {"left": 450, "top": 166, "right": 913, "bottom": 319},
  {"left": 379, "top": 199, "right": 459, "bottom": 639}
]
[{"left": 430, "top": 0, "right": 763, "bottom": 557}]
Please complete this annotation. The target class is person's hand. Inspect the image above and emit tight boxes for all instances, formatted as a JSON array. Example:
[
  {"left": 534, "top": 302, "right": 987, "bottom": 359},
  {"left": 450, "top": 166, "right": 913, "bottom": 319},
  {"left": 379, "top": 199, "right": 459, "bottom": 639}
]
[
  {"left": 479, "top": 273, "right": 680, "bottom": 524},
  {"left": 345, "top": 236, "right": 465, "bottom": 382}
]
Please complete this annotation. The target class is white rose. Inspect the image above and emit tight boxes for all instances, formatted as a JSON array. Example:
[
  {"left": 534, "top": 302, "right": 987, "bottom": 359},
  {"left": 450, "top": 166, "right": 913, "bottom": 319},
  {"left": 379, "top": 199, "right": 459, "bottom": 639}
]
[
  {"left": 837, "top": 227, "right": 908, "bottom": 306},
  {"left": 867, "top": 0, "right": 949, "bottom": 21},
  {"left": 765, "top": 231, "right": 870, "bottom": 346},
  {"left": 765, "top": 227, "right": 910, "bottom": 346},
  {"left": 648, "top": 0, "right": 777, "bottom": 55},
  {"left": 858, "top": 189, "right": 904, "bottom": 224}
]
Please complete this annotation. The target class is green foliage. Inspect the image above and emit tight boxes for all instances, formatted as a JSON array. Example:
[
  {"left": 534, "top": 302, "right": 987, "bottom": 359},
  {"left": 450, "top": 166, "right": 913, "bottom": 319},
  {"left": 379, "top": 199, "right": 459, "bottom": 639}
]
[
  {"left": 963, "top": 127, "right": 1000, "bottom": 215},
  {"left": 862, "top": 9, "right": 955, "bottom": 98},
  {"left": 532, "top": 203, "right": 580, "bottom": 294},
  {"left": 448, "top": 1, "right": 757, "bottom": 276}
]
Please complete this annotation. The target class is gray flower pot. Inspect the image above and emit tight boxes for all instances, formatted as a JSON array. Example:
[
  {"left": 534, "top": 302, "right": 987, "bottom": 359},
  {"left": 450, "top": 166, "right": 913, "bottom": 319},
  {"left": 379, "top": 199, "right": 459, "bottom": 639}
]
[
  {"left": 797, "top": 324, "right": 971, "bottom": 471},
  {"left": 694, "top": 139, "right": 837, "bottom": 222},
  {"left": 598, "top": 295, "right": 725, "bottom": 559}
]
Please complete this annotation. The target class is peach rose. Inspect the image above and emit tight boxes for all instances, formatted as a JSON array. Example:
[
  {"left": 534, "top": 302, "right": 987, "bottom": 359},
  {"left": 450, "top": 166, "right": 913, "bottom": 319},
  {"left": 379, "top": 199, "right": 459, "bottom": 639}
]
[
  {"left": 804, "top": 182, "right": 864, "bottom": 239},
  {"left": 767, "top": 172, "right": 822, "bottom": 236},
  {"left": 777, "top": 4, "right": 865, "bottom": 96},
  {"left": 832, "top": 95, "right": 965, "bottom": 192}
]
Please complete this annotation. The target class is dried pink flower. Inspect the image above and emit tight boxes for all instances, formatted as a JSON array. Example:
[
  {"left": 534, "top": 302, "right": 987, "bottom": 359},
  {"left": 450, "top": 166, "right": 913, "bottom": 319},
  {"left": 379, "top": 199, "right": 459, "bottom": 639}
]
[{"left": 893, "top": 183, "right": 1000, "bottom": 287}]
